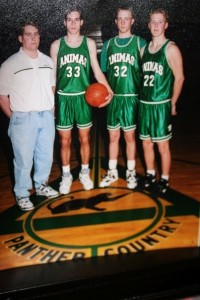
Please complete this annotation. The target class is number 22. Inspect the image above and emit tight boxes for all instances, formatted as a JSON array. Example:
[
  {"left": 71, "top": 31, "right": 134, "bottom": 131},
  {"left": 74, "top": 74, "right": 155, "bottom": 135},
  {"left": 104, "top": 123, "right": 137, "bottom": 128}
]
[{"left": 144, "top": 74, "right": 154, "bottom": 86}]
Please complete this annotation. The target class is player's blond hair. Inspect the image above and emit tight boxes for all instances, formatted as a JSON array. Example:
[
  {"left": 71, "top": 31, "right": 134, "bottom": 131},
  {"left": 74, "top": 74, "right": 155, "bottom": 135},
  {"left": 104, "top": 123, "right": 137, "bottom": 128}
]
[{"left": 149, "top": 8, "right": 169, "bottom": 22}]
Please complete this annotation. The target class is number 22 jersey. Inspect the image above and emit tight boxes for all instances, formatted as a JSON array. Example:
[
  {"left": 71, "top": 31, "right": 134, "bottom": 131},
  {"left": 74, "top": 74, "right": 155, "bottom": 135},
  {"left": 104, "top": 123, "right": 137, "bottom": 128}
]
[{"left": 140, "top": 40, "right": 174, "bottom": 103}]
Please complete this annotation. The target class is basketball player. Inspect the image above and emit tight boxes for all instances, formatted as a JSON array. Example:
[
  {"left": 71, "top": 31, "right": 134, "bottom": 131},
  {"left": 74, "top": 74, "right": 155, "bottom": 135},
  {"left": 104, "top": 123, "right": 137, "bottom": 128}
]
[
  {"left": 100, "top": 5, "right": 146, "bottom": 189},
  {"left": 0, "top": 22, "right": 58, "bottom": 211},
  {"left": 50, "top": 7, "right": 113, "bottom": 194},
  {"left": 139, "top": 8, "right": 184, "bottom": 193}
]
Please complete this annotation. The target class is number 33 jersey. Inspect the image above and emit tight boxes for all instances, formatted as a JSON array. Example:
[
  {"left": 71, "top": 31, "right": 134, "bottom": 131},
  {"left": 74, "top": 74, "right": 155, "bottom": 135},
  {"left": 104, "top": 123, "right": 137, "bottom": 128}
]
[{"left": 56, "top": 36, "right": 90, "bottom": 94}]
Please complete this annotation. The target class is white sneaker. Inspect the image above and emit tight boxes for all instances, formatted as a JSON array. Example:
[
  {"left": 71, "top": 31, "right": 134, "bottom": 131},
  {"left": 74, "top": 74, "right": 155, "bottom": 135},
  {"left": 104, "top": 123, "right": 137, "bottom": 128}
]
[
  {"left": 126, "top": 170, "right": 137, "bottom": 189},
  {"left": 36, "top": 184, "right": 59, "bottom": 198},
  {"left": 16, "top": 197, "right": 34, "bottom": 211},
  {"left": 59, "top": 173, "right": 73, "bottom": 195},
  {"left": 100, "top": 169, "right": 118, "bottom": 187},
  {"left": 79, "top": 169, "right": 94, "bottom": 190}
]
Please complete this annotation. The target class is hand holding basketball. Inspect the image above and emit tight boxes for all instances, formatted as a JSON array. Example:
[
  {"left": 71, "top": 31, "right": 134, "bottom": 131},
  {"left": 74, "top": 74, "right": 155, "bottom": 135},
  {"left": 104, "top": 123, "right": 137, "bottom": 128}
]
[{"left": 85, "top": 83, "right": 109, "bottom": 107}]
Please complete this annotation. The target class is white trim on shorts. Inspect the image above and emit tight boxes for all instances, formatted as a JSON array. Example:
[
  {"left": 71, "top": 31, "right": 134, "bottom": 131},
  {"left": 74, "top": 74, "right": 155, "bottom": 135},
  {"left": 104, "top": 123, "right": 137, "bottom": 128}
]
[
  {"left": 140, "top": 133, "right": 172, "bottom": 142},
  {"left": 140, "top": 98, "right": 171, "bottom": 105},
  {"left": 114, "top": 93, "right": 138, "bottom": 97},
  {"left": 57, "top": 90, "right": 85, "bottom": 96}
]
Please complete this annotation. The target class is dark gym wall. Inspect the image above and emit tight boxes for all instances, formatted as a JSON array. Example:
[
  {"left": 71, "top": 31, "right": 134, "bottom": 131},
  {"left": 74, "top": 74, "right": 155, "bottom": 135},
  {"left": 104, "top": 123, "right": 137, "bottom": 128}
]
[{"left": 0, "top": 0, "right": 199, "bottom": 58}]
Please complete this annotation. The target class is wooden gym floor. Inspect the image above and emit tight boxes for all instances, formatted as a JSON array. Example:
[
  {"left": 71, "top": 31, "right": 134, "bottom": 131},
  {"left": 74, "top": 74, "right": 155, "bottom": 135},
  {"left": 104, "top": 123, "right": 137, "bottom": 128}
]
[{"left": 0, "top": 97, "right": 200, "bottom": 299}]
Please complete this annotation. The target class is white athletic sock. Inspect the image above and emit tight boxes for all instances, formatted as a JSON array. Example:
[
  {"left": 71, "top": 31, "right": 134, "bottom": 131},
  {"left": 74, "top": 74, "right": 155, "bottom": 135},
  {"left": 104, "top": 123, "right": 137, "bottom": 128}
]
[
  {"left": 81, "top": 164, "right": 89, "bottom": 170},
  {"left": 161, "top": 175, "right": 169, "bottom": 181},
  {"left": 147, "top": 169, "right": 156, "bottom": 176},
  {"left": 108, "top": 159, "right": 117, "bottom": 170},
  {"left": 127, "top": 160, "right": 136, "bottom": 171},
  {"left": 62, "top": 165, "right": 70, "bottom": 174}
]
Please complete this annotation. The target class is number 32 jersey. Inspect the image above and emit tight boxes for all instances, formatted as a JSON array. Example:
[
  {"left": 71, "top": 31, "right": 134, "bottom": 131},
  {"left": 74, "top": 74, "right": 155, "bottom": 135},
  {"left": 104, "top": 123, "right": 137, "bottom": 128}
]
[{"left": 106, "top": 35, "right": 143, "bottom": 95}]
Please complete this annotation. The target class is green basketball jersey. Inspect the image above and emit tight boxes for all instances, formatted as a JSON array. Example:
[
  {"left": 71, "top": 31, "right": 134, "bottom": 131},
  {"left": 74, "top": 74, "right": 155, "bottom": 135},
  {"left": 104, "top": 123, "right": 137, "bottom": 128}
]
[
  {"left": 106, "top": 35, "right": 142, "bottom": 94},
  {"left": 56, "top": 36, "right": 90, "bottom": 93},
  {"left": 140, "top": 40, "right": 174, "bottom": 102}
]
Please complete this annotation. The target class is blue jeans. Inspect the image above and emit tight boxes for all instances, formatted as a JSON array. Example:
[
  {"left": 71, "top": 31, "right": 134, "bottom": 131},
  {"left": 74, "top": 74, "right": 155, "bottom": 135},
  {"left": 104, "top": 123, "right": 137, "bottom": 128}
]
[{"left": 8, "top": 110, "right": 55, "bottom": 197}]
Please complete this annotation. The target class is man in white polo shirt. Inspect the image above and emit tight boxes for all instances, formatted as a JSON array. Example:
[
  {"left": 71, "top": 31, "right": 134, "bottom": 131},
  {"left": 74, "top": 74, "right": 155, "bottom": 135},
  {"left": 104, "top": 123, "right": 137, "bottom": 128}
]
[{"left": 0, "top": 21, "right": 58, "bottom": 211}]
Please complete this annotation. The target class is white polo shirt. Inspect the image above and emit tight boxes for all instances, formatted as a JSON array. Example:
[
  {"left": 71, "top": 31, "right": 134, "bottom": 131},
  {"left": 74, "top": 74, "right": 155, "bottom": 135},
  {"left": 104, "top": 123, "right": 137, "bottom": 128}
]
[{"left": 0, "top": 48, "right": 55, "bottom": 112}]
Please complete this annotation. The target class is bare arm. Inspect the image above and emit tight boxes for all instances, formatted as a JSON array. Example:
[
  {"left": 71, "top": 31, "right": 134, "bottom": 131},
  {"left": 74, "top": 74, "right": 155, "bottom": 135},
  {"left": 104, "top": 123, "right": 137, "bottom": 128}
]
[
  {"left": 50, "top": 40, "right": 59, "bottom": 116},
  {"left": 0, "top": 95, "right": 12, "bottom": 118},
  {"left": 87, "top": 38, "right": 113, "bottom": 107},
  {"left": 52, "top": 86, "right": 55, "bottom": 94},
  {"left": 167, "top": 43, "right": 185, "bottom": 115},
  {"left": 50, "top": 39, "right": 59, "bottom": 81}
]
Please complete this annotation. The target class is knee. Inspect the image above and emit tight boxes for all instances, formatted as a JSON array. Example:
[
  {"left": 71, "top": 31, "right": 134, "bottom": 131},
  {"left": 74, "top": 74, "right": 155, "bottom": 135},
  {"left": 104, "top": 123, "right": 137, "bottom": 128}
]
[
  {"left": 124, "top": 132, "right": 135, "bottom": 144},
  {"left": 60, "top": 137, "right": 71, "bottom": 149},
  {"left": 143, "top": 139, "right": 153, "bottom": 149},
  {"left": 109, "top": 132, "right": 120, "bottom": 144},
  {"left": 158, "top": 143, "right": 170, "bottom": 155},
  {"left": 79, "top": 135, "right": 90, "bottom": 146}
]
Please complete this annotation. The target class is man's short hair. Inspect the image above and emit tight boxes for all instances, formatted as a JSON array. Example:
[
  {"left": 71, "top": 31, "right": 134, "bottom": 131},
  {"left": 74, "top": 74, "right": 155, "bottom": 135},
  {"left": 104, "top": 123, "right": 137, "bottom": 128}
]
[
  {"left": 115, "top": 5, "right": 135, "bottom": 19},
  {"left": 64, "top": 6, "right": 83, "bottom": 20},
  {"left": 18, "top": 21, "right": 40, "bottom": 36},
  {"left": 149, "top": 8, "right": 169, "bottom": 22}
]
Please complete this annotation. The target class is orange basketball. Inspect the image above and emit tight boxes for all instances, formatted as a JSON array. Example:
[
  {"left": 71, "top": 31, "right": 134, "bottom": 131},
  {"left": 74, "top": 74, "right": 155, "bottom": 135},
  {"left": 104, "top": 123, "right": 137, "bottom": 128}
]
[{"left": 85, "top": 83, "right": 108, "bottom": 107}]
